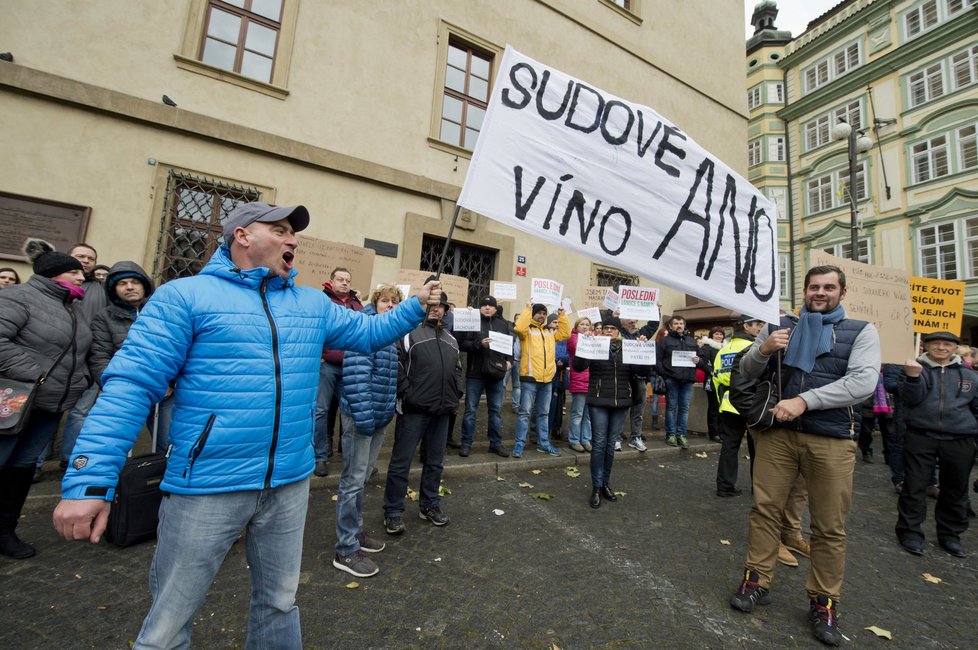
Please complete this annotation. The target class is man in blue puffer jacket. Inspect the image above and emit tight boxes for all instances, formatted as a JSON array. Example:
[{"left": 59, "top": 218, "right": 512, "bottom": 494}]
[{"left": 52, "top": 202, "right": 442, "bottom": 649}]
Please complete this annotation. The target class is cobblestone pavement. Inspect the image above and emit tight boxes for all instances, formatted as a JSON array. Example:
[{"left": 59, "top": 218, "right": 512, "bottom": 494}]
[{"left": 4, "top": 419, "right": 978, "bottom": 648}]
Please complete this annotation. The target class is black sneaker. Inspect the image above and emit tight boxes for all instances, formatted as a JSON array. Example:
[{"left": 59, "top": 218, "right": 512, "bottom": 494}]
[
  {"left": 356, "top": 530, "right": 386, "bottom": 553},
  {"left": 419, "top": 506, "right": 449, "bottom": 526},
  {"left": 730, "top": 569, "right": 771, "bottom": 612},
  {"left": 459, "top": 445, "right": 471, "bottom": 457},
  {"left": 384, "top": 515, "right": 405, "bottom": 535},
  {"left": 332, "top": 550, "right": 379, "bottom": 578},
  {"left": 809, "top": 595, "right": 842, "bottom": 646}
]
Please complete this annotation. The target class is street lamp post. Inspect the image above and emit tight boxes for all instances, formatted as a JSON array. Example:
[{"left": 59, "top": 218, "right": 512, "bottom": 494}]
[{"left": 832, "top": 119, "right": 874, "bottom": 260}]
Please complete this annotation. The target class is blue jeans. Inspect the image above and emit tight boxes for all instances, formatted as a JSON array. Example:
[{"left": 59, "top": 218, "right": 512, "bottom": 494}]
[
  {"left": 335, "top": 412, "right": 388, "bottom": 556},
  {"left": 508, "top": 365, "right": 521, "bottom": 409},
  {"left": 461, "top": 376, "right": 505, "bottom": 448},
  {"left": 664, "top": 378, "right": 694, "bottom": 437},
  {"left": 314, "top": 362, "right": 342, "bottom": 461},
  {"left": 383, "top": 412, "right": 449, "bottom": 516},
  {"left": 589, "top": 406, "right": 628, "bottom": 486},
  {"left": 1, "top": 409, "right": 63, "bottom": 469},
  {"left": 514, "top": 381, "right": 552, "bottom": 450},
  {"left": 135, "top": 479, "right": 309, "bottom": 649},
  {"left": 57, "top": 383, "right": 101, "bottom": 464},
  {"left": 568, "top": 393, "right": 592, "bottom": 446}
]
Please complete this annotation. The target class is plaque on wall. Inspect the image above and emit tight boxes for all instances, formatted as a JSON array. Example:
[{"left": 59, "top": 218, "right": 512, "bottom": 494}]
[{"left": 0, "top": 192, "right": 91, "bottom": 261}]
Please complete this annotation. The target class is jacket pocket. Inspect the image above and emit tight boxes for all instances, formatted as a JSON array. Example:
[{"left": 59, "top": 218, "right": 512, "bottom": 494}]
[{"left": 183, "top": 413, "right": 216, "bottom": 480}]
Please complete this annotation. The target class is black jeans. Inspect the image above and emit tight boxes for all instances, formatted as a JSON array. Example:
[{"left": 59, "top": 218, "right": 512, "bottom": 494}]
[
  {"left": 383, "top": 412, "right": 449, "bottom": 516},
  {"left": 896, "top": 430, "right": 976, "bottom": 543},
  {"left": 716, "top": 412, "right": 755, "bottom": 494}
]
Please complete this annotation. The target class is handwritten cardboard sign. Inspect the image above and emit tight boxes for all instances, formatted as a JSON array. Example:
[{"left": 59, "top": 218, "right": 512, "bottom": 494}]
[
  {"left": 809, "top": 251, "right": 913, "bottom": 364},
  {"left": 295, "top": 236, "right": 375, "bottom": 298},
  {"left": 397, "top": 269, "right": 470, "bottom": 307},
  {"left": 581, "top": 285, "right": 608, "bottom": 309},
  {"left": 910, "top": 276, "right": 966, "bottom": 335}
]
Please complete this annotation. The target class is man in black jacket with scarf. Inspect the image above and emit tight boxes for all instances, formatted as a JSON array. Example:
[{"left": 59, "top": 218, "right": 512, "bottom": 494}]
[{"left": 656, "top": 315, "right": 706, "bottom": 449}]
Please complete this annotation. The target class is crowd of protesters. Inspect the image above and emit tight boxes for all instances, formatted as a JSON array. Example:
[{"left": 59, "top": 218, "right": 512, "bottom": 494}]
[{"left": 2, "top": 209, "right": 976, "bottom": 648}]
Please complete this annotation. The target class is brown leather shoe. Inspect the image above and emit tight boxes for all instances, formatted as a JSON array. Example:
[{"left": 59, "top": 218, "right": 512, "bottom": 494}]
[
  {"left": 782, "top": 536, "right": 811, "bottom": 558},
  {"left": 777, "top": 544, "right": 798, "bottom": 567}
]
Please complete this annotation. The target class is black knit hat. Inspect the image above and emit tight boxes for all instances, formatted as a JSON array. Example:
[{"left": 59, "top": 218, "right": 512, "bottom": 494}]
[
  {"left": 532, "top": 303, "right": 548, "bottom": 317},
  {"left": 24, "top": 239, "right": 83, "bottom": 279}
]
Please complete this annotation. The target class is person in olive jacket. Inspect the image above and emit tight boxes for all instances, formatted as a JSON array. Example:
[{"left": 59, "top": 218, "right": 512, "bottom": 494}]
[
  {"left": 572, "top": 316, "right": 651, "bottom": 509},
  {"left": 896, "top": 330, "right": 978, "bottom": 558}
]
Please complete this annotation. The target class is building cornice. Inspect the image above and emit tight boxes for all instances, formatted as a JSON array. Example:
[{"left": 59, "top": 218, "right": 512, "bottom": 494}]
[
  {"left": 0, "top": 62, "right": 462, "bottom": 203},
  {"left": 778, "top": 11, "right": 977, "bottom": 122}
]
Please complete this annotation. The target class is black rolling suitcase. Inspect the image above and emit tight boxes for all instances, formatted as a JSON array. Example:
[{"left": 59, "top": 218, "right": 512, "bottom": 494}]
[{"left": 106, "top": 405, "right": 167, "bottom": 547}]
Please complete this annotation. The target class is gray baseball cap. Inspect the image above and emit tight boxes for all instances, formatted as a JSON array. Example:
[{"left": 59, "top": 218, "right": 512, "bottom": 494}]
[{"left": 222, "top": 202, "right": 310, "bottom": 242}]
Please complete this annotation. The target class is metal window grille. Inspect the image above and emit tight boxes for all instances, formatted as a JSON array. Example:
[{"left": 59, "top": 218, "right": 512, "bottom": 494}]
[
  {"left": 595, "top": 267, "right": 638, "bottom": 291},
  {"left": 153, "top": 171, "right": 261, "bottom": 285},
  {"left": 420, "top": 235, "right": 496, "bottom": 308}
]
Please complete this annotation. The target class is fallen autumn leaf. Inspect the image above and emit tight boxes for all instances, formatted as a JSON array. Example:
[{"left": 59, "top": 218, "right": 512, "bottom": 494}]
[{"left": 864, "top": 625, "right": 892, "bottom": 639}]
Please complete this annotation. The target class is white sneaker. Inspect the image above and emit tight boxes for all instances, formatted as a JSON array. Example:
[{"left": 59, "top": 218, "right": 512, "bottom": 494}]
[
  {"left": 628, "top": 438, "right": 647, "bottom": 452},
  {"left": 613, "top": 441, "right": 622, "bottom": 452}
]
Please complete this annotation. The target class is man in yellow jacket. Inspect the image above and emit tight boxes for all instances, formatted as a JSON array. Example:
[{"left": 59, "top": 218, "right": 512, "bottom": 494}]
[{"left": 513, "top": 302, "right": 570, "bottom": 457}]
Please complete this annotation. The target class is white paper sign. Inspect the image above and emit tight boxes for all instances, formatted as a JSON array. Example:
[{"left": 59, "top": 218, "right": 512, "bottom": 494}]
[
  {"left": 671, "top": 350, "right": 697, "bottom": 367},
  {"left": 490, "top": 281, "right": 518, "bottom": 302},
  {"left": 603, "top": 288, "right": 619, "bottom": 312},
  {"left": 456, "top": 46, "right": 779, "bottom": 323},
  {"left": 488, "top": 330, "right": 514, "bottom": 355},
  {"left": 561, "top": 297, "right": 573, "bottom": 312},
  {"left": 618, "top": 286, "right": 660, "bottom": 320},
  {"left": 623, "top": 340, "right": 656, "bottom": 365},
  {"left": 576, "top": 335, "right": 611, "bottom": 360},
  {"left": 452, "top": 308, "right": 482, "bottom": 332},
  {"left": 577, "top": 307, "right": 601, "bottom": 324},
  {"left": 396, "top": 284, "right": 414, "bottom": 299},
  {"left": 530, "top": 277, "right": 563, "bottom": 307}
]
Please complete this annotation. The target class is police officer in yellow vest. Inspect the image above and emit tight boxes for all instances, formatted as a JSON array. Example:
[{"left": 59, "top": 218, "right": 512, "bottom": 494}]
[{"left": 713, "top": 317, "right": 766, "bottom": 497}]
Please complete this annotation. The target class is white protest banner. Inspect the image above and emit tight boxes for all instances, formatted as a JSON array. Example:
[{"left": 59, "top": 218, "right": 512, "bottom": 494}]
[
  {"left": 604, "top": 288, "right": 619, "bottom": 312},
  {"left": 488, "top": 330, "right": 514, "bottom": 355},
  {"left": 452, "top": 307, "right": 481, "bottom": 332},
  {"left": 671, "top": 350, "right": 697, "bottom": 367},
  {"left": 623, "top": 340, "right": 656, "bottom": 365},
  {"left": 577, "top": 307, "right": 601, "bottom": 324},
  {"left": 530, "top": 277, "right": 563, "bottom": 307},
  {"left": 618, "top": 286, "right": 660, "bottom": 320},
  {"left": 561, "top": 297, "right": 573, "bottom": 312},
  {"left": 456, "top": 46, "right": 779, "bottom": 323},
  {"left": 576, "top": 335, "right": 611, "bottom": 360},
  {"left": 490, "top": 281, "right": 518, "bottom": 302},
  {"left": 396, "top": 284, "right": 414, "bottom": 299}
]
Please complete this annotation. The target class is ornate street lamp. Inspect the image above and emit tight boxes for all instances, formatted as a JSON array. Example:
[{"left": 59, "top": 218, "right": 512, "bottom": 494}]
[{"left": 832, "top": 119, "right": 873, "bottom": 260}]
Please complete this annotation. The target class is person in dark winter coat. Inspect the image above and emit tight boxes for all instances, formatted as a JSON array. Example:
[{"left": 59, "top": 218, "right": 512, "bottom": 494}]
[
  {"left": 0, "top": 239, "right": 92, "bottom": 558},
  {"left": 314, "top": 267, "right": 364, "bottom": 476},
  {"left": 572, "top": 316, "right": 651, "bottom": 509},
  {"left": 656, "top": 315, "right": 708, "bottom": 449},
  {"left": 383, "top": 291, "right": 463, "bottom": 535},
  {"left": 895, "top": 331, "right": 978, "bottom": 558},
  {"left": 60, "top": 261, "right": 159, "bottom": 464},
  {"left": 332, "top": 284, "right": 404, "bottom": 579},
  {"left": 457, "top": 295, "right": 514, "bottom": 457}
]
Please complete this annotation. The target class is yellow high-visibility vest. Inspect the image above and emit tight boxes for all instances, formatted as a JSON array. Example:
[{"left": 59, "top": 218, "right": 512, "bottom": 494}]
[{"left": 712, "top": 337, "right": 754, "bottom": 415}]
